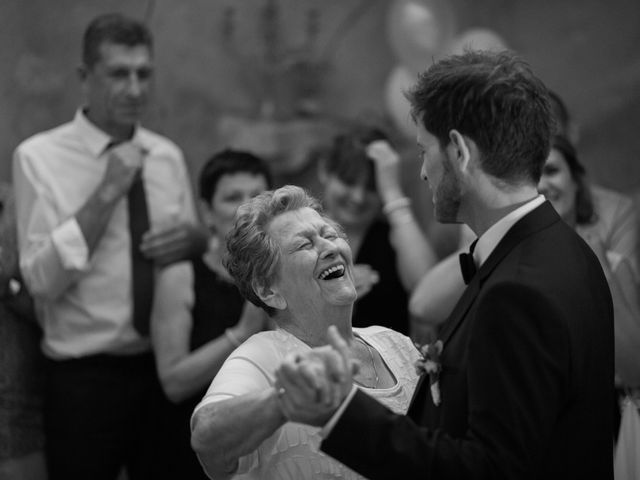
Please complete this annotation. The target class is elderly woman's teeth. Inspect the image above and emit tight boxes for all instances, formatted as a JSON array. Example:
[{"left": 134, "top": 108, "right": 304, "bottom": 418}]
[{"left": 319, "top": 265, "right": 345, "bottom": 280}]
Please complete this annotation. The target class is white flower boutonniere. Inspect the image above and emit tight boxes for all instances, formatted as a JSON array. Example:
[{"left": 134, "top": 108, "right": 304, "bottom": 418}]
[{"left": 414, "top": 340, "right": 443, "bottom": 406}]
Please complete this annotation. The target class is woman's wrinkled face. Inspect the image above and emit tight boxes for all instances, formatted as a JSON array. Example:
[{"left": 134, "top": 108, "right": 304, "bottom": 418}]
[
  {"left": 322, "top": 173, "right": 381, "bottom": 231},
  {"left": 537, "top": 148, "right": 578, "bottom": 223},
  {"left": 266, "top": 207, "right": 357, "bottom": 315},
  {"left": 203, "top": 172, "right": 269, "bottom": 239}
]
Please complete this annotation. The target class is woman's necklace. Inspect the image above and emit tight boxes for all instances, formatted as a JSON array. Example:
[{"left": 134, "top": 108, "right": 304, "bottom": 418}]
[{"left": 354, "top": 336, "right": 379, "bottom": 389}]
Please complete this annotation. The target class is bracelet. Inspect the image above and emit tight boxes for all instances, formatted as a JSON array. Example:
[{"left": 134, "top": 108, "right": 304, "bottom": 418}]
[
  {"left": 383, "top": 196, "right": 411, "bottom": 216},
  {"left": 388, "top": 208, "right": 415, "bottom": 226},
  {"left": 224, "top": 328, "right": 242, "bottom": 348}
]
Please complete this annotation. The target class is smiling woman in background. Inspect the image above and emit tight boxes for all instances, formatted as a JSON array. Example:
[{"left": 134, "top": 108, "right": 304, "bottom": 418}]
[{"left": 190, "top": 185, "right": 420, "bottom": 480}]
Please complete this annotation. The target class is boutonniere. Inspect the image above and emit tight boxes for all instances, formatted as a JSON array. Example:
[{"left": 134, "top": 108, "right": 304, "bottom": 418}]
[{"left": 414, "top": 340, "right": 443, "bottom": 406}]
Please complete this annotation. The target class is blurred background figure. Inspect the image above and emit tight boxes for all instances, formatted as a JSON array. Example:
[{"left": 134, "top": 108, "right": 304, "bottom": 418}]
[
  {"left": 0, "top": 183, "right": 46, "bottom": 480},
  {"left": 318, "top": 125, "right": 436, "bottom": 335},
  {"left": 151, "top": 150, "right": 272, "bottom": 479},
  {"left": 12, "top": 14, "right": 200, "bottom": 480}
]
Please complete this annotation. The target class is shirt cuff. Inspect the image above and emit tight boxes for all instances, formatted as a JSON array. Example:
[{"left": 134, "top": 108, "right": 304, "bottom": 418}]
[
  {"left": 51, "top": 217, "right": 90, "bottom": 271},
  {"left": 319, "top": 385, "right": 358, "bottom": 439}
]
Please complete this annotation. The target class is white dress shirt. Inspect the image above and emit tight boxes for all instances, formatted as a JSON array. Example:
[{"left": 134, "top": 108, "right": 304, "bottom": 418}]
[
  {"left": 13, "top": 110, "right": 197, "bottom": 359},
  {"left": 473, "top": 195, "right": 546, "bottom": 267}
]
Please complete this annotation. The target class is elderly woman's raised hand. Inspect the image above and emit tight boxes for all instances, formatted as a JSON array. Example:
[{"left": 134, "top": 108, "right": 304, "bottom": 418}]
[
  {"left": 275, "top": 326, "right": 358, "bottom": 426},
  {"left": 366, "top": 140, "right": 404, "bottom": 203}
]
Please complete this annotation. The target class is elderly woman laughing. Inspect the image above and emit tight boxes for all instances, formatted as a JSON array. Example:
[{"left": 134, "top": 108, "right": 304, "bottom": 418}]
[{"left": 190, "top": 185, "right": 420, "bottom": 480}]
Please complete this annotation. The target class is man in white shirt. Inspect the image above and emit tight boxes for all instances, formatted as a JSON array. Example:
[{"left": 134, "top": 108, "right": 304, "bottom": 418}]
[{"left": 13, "top": 13, "right": 199, "bottom": 480}]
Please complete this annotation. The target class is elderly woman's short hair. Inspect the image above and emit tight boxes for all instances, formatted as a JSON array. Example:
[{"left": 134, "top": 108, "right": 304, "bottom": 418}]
[{"left": 225, "top": 185, "right": 331, "bottom": 315}]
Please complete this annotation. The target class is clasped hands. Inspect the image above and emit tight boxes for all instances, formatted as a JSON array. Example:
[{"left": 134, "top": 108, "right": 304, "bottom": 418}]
[{"left": 274, "top": 326, "right": 360, "bottom": 427}]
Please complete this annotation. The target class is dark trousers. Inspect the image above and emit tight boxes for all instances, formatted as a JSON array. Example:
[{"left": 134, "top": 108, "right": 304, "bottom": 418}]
[{"left": 44, "top": 352, "right": 166, "bottom": 480}]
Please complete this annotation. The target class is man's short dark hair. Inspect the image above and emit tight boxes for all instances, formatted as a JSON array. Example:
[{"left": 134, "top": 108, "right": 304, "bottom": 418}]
[
  {"left": 82, "top": 13, "right": 153, "bottom": 69},
  {"left": 407, "top": 50, "right": 553, "bottom": 184},
  {"left": 198, "top": 149, "right": 273, "bottom": 203}
]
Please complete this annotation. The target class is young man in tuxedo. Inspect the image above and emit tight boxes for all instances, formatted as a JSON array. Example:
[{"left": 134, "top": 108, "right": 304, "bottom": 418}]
[{"left": 274, "top": 51, "right": 614, "bottom": 479}]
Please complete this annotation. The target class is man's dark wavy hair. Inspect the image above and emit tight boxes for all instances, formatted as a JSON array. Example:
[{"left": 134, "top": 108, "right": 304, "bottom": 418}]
[{"left": 407, "top": 50, "right": 553, "bottom": 185}]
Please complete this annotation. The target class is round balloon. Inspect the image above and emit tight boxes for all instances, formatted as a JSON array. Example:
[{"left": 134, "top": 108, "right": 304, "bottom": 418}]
[
  {"left": 386, "top": 0, "right": 456, "bottom": 74},
  {"left": 385, "top": 65, "right": 418, "bottom": 140},
  {"left": 446, "top": 28, "right": 508, "bottom": 55}
]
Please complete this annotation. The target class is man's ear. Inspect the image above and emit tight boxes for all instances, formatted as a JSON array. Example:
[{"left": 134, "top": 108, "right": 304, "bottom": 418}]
[
  {"left": 448, "top": 129, "right": 473, "bottom": 172},
  {"left": 253, "top": 281, "right": 287, "bottom": 311}
]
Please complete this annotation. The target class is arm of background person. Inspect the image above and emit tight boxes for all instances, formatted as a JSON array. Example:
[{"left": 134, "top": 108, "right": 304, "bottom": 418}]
[
  {"left": 140, "top": 146, "right": 207, "bottom": 267},
  {"left": 409, "top": 251, "right": 466, "bottom": 331},
  {"left": 12, "top": 143, "right": 141, "bottom": 300},
  {"left": 598, "top": 188, "right": 639, "bottom": 278},
  {"left": 152, "top": 262, "right": 268, "bottom": 403},
  {"left": 586, "top": 234, "right": 640, "bottom": 387},
  {"left": 141, "top": 222, "right": 209, "bottom": 268},
  {"left": 368, "top": 141, "right": 437, "bottom": 290},
  {"left": 609, "top": 257, "right": 640, "bottom": 387}
]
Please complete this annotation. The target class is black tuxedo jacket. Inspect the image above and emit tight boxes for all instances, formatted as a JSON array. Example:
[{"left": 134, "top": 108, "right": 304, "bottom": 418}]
[{"left": 322, "top": 202, "right": 614, "bottom": 479}]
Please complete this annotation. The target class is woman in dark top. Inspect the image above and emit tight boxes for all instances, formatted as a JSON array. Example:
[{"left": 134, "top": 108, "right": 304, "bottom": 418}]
[
  {"left": 319, "top": 126, "right": 436, "bottom": 334},
  {"left": 150, "top": 150, "right": 272, "bottom": 479}
]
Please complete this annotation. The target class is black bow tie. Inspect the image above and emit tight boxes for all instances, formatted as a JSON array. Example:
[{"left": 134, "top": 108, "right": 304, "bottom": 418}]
[{"left": 459, "top": 239, "right": 478, "bottom": 285}]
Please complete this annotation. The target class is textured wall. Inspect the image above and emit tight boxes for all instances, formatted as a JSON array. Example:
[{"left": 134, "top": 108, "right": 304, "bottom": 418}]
[{"left": 3, "top": 0, "right": 640, "bottom": 206}]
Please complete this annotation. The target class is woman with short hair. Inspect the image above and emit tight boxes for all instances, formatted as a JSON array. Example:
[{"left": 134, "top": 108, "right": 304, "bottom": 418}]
[{"left": 191, "top": 185, "right": 420, "bottom": 480}]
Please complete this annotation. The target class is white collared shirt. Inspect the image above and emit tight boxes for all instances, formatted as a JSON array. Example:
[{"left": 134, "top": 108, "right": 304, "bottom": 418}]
[
  {"left": 473, "top": 195, "right": 546, "bottom": 267},
  {"left": 13, "top": 110, "right": 197, "bottom": 359}
]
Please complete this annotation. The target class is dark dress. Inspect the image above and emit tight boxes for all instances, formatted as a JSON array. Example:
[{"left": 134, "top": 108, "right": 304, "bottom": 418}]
[
  {"left": 160, "top": 256, "right": 245, "bottom": 480},
  {"left": 351, "top": 220, "right": 410, "bottom": 335}
]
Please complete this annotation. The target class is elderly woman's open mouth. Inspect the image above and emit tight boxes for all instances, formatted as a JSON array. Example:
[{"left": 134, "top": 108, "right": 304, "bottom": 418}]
[{"left": 318, "top": 264, "right": 346, "bottom": 280}]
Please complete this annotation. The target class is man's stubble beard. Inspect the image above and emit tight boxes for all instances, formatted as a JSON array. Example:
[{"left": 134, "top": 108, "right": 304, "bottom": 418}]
[{"left": 434, "top": 159, "right": 462, "bottom": 224}]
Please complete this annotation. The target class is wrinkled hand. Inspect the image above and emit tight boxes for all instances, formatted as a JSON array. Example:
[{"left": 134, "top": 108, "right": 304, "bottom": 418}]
[
  {"left": 141, "top": 222, "right": 208, "bottom": 267},
  {"left": 352, "top": 264, "right": 379, "bottom": 299},
  {"left": 366, "top": 140, "right": 403, "bottom": 201},
  {"left": 102, "top": 143, "right": 146, "bottom": 198},
  {"left": 275, "top": 326, "right": 359, "bottom": 426}
]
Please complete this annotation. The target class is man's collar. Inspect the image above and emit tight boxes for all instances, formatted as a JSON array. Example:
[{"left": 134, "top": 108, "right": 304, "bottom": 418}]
[
  {"left": 474, "top": 195, "right": 545, "bottom": 266},
  {"left": 74, "top": 109, "right": 146, "bottom": 157}
]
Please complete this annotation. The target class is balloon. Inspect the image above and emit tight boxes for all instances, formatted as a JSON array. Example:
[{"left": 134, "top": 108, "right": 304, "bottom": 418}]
[
  {"left": 385, "top": 65, "right": 418, "bottom": 140},
  {"left": 446, "top": 28, "right": 508, "bottom": 55},
  {"left": 386, "top": 0, "right": 456, "bottom": 74}
]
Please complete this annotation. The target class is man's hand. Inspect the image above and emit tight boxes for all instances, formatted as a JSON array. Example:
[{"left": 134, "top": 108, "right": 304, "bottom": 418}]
[
  {"left": 275, "top": 326, "right": 358, "bottom": 426},
  {"left": 141, "top": 222, "right": 208, "bottom": 267},
  {"left": 101, "top": 143, "right": 145, "bottom": 200}
]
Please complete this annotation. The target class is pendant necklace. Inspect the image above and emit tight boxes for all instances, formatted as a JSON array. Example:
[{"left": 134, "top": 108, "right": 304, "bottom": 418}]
[{"left": 355, "top": 336, "right": 379, "bottom": 389}]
